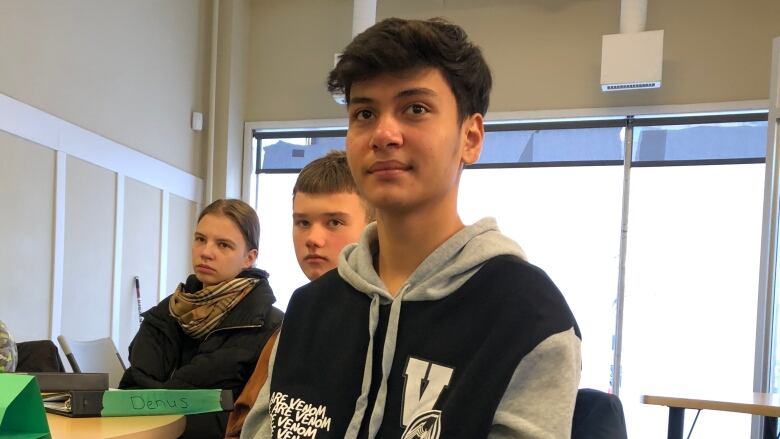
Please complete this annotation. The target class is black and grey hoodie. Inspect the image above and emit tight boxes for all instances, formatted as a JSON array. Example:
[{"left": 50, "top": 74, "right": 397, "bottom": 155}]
[{"left": 241, "top": 218, "right": 581, "bottom": 439}]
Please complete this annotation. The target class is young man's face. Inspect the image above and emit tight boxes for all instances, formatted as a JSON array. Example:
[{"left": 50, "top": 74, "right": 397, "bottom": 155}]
[
  {"left": 345, "top": 67, "right": 483, "bottom": 213},
  {"left": 292, "top": 191, "right": 369, "bottom": 280}
]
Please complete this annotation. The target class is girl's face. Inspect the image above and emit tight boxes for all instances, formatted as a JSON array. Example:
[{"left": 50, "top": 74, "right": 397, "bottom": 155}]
[{"left": 191, "top": 214, "right": 257, "bottom": 287}]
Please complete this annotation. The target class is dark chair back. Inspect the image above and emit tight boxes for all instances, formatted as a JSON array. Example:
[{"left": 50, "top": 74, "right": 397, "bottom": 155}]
[
  {"left": 572, "top": 388, "right": 628, "bottom": 439},
  {"left": 16, "top": 340, "right": 65, "bottom": 372}
]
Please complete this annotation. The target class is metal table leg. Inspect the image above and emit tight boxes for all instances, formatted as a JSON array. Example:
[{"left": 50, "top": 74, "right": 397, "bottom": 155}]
[
  {"left": 764, "top": 416, "right": 777, "bottom": 439},
  {"left": 668, "top": 407, "right": 684, "bottom": 439}
]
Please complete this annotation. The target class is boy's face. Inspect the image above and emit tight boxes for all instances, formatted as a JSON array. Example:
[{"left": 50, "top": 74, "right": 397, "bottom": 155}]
[
  {"left": 292, "top": 191, "right": 369, "bottom": 280},
  {"left": 345, "top": 67, "right": 483, "bottom": 213}
]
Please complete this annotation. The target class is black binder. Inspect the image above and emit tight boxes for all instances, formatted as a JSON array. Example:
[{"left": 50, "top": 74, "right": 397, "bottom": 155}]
[
  {"left": 28, "top": 372, "right": 108, "bottom": 392},
  {"left": 43, "top": 390, "right": 104, "bottom": 417}
]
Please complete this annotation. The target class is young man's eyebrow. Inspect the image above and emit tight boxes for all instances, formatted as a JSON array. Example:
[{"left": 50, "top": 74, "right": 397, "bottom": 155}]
[
  {"left": 348, "top": 87, "right": 437, "bottom": 105},
  {"left": 395, "top": 87, "right": 437, "bottom": 99},
  {"left": 348, "top": 96, "right": 374, "bottom": 106},
  {"left": 293, "top": 211, "right": 351, "bottom": 218}
]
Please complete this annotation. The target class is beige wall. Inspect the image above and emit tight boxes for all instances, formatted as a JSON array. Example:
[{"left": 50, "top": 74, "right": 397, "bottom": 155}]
[
  {"left": 245, "top": 0, "right": 780, "bottom": 121},
  {"left": 246, "top": 0, "right": 353, "bottom": 121},
  {"left": 0, "top": 0, "right": 210, "bottom": 176}
]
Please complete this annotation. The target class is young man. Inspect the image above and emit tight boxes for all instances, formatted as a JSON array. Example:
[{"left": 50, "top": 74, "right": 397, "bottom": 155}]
[
  {"left": 225, "top": 150, "right": 372, "bottom": 438},
  {"left": 241, "top": 18, "right": 581, "bottom": 439},
  {"left": 292, "top": 150, "right": 375, "bottom": 281}
]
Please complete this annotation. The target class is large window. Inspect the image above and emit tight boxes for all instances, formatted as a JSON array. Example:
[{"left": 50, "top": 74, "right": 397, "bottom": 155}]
[
  {"left": 620, "top": 119, "right": 766, "bottom": 438},
  {"left": 250, "top": 112, "right": 769, "bottom": 438}
]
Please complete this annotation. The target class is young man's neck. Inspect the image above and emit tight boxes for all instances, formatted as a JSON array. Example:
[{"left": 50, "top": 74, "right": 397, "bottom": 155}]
[{"left": 374, "top": 200, "right": 464, "bottom": 297}]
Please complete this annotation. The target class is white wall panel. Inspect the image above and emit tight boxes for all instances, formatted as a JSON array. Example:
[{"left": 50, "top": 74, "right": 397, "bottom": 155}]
[
  {"left": 167, "top": 194, "right": 199, "bottom": 299},
  {"left": 61, "top": 157, "right": 115, "bottom": 341},
  {"left": 0, "top": 132, "right": 55, "bottom": 341},
  {"left": 118, "top": 178, "right": 162, "bottom": 364}
]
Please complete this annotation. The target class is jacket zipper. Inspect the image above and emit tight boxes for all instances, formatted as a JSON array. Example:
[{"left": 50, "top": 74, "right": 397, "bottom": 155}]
[{"left": 202, "top": 321, "right": 265, "bottom": 342}]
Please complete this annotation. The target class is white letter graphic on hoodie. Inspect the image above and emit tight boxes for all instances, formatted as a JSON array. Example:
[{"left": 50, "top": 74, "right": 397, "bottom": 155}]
[{"left": 401, "top": 357, "right": 454, "bottom": 427}]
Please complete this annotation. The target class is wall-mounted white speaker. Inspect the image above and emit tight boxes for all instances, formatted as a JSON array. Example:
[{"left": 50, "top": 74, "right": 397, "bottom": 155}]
[
  {"left": 601, "top": 30, "right": 664, "bottom": 91},
  {"left": 191, "top": 111, "right": 203, "bottom": 131}
]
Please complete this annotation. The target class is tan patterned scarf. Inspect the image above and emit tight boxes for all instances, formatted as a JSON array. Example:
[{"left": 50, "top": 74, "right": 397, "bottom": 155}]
[{"left": 169, "top": 277, "right": 259, "bottom": 339}]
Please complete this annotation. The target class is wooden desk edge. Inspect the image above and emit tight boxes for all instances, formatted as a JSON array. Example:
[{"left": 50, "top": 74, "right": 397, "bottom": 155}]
[
  {"left": 641, "top": 394, "right": 780, "bottom": 418},
  {"left": 113, "top": 415, "right": 185, "bottom": 439},
  {"left": 46, "top": 413, "right": 186, "bottom": 439}
]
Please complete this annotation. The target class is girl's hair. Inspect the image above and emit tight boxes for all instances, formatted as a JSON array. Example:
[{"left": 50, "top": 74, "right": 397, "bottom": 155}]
[{"left": 198, "top": 199, "right": 260, "bottom": 251}]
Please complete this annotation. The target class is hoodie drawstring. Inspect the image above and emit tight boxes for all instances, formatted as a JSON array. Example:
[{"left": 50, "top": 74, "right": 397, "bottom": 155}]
[
  {"left": 344, "top": 294, "right": 381, "bottom": 438},
  {"left": 365, "top": 284, "right": 408, "bottom": 437},
  {"left": 343, "top": 284, "right": 408, "bottom": 438}
]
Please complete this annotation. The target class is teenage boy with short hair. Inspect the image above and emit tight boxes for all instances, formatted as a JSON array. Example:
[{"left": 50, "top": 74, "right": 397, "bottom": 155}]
[
  {"left": 241, "top": 17, "right": 581, "bottom": 439},
  {"left": 292, "top": 149, "right": 375, "bottom": 281},
  {"left": 224, "top": 150, "right": 372, "bottom": 438}
]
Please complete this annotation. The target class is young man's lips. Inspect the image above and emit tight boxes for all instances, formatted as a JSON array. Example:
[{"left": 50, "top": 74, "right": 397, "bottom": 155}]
[
  {"left": 367, "top": 160, "right": 411, "bottom": 173},
  {"left": 305, "top": 255, "right": 327, "bottom": 262},
  {"left": 196, "top": 265, "right": 215, "bottom": 273}
]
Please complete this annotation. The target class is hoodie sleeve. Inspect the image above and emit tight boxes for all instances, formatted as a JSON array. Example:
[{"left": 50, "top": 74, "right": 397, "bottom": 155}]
[
  {"left": 239, "top": 332, "right": 279, "bottom": 439},
  {"left": 489, "top": 327, "right": 582, "bottom": 439}
]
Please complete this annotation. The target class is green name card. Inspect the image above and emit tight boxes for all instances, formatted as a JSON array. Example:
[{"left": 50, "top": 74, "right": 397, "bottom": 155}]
[
  {"left": 0, "top": 374, "right": 49, "bottom": 439},
  {"left": 101, "top": 389, "right": 231, "bottom": 417}
]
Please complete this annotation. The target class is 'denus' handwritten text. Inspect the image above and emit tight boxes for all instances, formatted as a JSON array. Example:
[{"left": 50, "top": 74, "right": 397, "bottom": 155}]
[
  {"left": 130, "top": 395, "right": 189, "bottom": 410},
  {"left": 270, "top": 392, "right": 332, "bottom": 438}
]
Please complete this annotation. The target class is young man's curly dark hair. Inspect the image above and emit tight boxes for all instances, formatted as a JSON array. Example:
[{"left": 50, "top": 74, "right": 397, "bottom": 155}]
[{"left": 327, "top": 17, "right": 492, "bottom": 121}]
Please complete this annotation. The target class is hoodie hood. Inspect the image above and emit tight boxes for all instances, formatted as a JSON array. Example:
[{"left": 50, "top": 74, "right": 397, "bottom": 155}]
[
  {"left": 335, "top": 217, "right": 527, "bottom": 438},
  {"left": 338, "top": 217, "right": 526, "bottom": 302}
]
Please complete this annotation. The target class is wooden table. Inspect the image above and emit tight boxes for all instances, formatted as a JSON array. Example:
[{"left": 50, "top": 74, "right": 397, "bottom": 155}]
[
  {"left": 47, "top": 413, "right": 185, "bottom": 439},
  {"left": 641, "top": 392, "right": 780, "bottom": 439}
]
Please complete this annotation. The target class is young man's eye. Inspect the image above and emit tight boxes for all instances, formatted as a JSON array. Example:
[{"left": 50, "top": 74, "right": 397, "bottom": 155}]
[
  {"left": 405, "top": 104, "right": 429, "bottom": 116},
  {"left": 327, "top": 219, "right": 345, "bottom": 228},
  {"left": 218, "top": 242, "right": 231, "bottom": 249},
  {"left": 294, "top": 220, "right": 310, "bottom": 228},
  {"left": 194, "top": 236, "right": 205, "bottom": 243},
  {"left": 353, "top": 109, "right": 374, "bottom": 121}
]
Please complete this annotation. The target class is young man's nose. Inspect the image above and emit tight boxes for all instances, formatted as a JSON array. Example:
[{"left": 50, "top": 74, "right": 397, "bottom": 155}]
[
  {"left": 371, "top": 114, "right": 402, "bottom": 150},
  {"left": 305, "top": 226, "right": 326, "bottom": 248}
]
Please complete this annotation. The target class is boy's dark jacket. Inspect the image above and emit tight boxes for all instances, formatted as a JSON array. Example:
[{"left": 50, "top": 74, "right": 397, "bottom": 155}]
[
  {"left": 241, "top": 218, "right": 581, "bottom": 439},
  {"left": 119, "top": 268, "right": 283, "bottom": 439}
]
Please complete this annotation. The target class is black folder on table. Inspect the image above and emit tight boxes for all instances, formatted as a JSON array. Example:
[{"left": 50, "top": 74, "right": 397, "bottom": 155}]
[
  {"left": 43, "top": 390, "right": 104, "bottom": 417},
  {"left": 28, "top": 372, "right": 109, "bottom": 392}
]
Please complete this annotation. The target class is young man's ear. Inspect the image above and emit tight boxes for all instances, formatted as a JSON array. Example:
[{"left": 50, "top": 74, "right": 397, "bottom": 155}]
[{"left": 461, "top": 113, "right": 484, "bottom": 166}]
